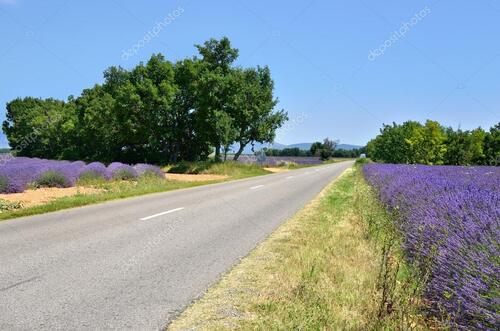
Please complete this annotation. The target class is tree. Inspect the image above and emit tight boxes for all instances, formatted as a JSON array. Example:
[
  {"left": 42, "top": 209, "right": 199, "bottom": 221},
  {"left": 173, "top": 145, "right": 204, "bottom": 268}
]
[
  {"left": 195, "top": 37, "right": 238, "bottom": 74},
  {"left": 310, "top": 142, "right": 323, "bottom": 157},
  {"left": 230, "top": 67, "right": 288, "bottom": 161},
  {"left": 3, "top": 97, "right": 77, "bottom": 159},
  {"left": 483, "top": 123, "right": 499, "bottom": 165},
  {"left": 194, "top": 37, "right": 240, "bottom": 161},
  {"left": 366, "top": 120, "right": 495, "bottom": 166},
  {"left": 3, "top": 37, "right": 287, "bottom": 164},
  {"left": 444, "top": 128, "right": 485, "bottom": 165},
  {"left": 319, "top": 138, "right": 337, "bottom": 160}
]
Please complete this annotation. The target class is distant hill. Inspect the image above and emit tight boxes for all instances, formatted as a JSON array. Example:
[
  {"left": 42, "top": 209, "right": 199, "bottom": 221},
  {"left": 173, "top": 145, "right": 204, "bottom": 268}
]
[{"left": 235, "top": 142, "right": 364, "bottom": 154}]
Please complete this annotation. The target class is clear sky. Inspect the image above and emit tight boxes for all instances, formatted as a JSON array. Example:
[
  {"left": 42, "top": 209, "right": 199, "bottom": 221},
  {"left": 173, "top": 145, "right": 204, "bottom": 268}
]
[{"left": 1, "top": 0, "right": 499, "bottom": 147}]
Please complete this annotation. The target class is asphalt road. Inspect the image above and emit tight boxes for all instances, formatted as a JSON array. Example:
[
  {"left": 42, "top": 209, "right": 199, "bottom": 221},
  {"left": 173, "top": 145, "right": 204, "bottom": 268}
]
[{"left": 0, "top": 161, "right": 353, "bottom": 330}]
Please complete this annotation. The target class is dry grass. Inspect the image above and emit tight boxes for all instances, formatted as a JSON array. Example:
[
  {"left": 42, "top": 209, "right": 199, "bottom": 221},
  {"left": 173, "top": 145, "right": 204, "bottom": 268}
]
[{"left": 168, "top": 167, "right": 404, "bottom": 330}]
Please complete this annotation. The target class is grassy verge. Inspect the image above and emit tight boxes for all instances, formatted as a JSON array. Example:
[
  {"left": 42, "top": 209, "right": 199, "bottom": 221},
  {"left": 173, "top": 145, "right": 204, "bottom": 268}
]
[
  {"left": 0, "top": 163, "right": 272, "bottom": 221},
  {"left": 168, "top": 166, "right": 427, "bottom": 330}
]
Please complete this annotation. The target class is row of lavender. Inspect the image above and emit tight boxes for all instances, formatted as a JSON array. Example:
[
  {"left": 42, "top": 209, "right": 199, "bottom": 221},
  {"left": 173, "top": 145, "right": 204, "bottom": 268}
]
[
  {"left": 0, "top": 157, "right": 163, "bottom": 194},
  {"left": 363, "top": 164, "right": 499, "bottom": 330}
]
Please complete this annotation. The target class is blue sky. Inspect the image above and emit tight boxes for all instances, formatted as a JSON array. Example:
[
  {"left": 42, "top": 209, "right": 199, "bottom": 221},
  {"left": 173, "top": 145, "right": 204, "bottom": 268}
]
[{"left": 1, "top": 0, "right": 499, "bottom": 148}]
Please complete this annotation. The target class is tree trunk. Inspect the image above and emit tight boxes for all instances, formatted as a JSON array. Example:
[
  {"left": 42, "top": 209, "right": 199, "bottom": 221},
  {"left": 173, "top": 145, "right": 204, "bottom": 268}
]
[
  {"left": 215, "top": 145, "right": 221, "bottom": 162},
  {"left": 233, "top": 142, "right": 247, "bottom": 161}
]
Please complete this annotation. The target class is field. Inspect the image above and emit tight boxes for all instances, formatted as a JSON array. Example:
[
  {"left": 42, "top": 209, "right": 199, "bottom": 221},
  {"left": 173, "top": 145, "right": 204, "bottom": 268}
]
[
  {"left": 0, "top": 157, "right": 273, "bottom": 220},
  {"left": 236, "top": 155, "right": 324, "bottom": 165},
  {"left": 364, "top": 164, "right": 499, "bottom": 329},
  {"left": 0, "top": 156, "right": 164, "bottom": 193}
]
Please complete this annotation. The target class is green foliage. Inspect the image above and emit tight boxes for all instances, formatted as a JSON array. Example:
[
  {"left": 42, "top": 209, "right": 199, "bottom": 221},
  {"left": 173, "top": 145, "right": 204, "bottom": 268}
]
[
  {"left": 355, "top": 157, "right": 370, "bottom": 165},
  {"left": 167, "top": 161, "right": 212, "bottom": 174},
  {"left": 367, "top": 120, "right": 498, "bottom": 165},
  {"left": 167, "top": 160, "right": 269, "bottom": 178},
  {"left": 310, "top": 141, "right": 323, "bottom": 157},
  {"left": 111, "top": 169, "right": 136, "bottom": 181},
  {"left": 0, "top": 175, "right": 8, "bottom": 192},
  {"left": 265, "top": 147, "right": 311, "bottom": 157},
  {"left": 3, "top": 37, "right": 287, "bottom": 164},
  {"left": 34, "top": 171, "right": 69, "bottom": 188},
  {"left": 308, "top": 138, "right": 338, "bottom": 160},
  {"left": 78, "top": 170, "right": 105, "bottom": 182},
  {"left": 484, "top": 123, "right": 500, "bottom": 165}
]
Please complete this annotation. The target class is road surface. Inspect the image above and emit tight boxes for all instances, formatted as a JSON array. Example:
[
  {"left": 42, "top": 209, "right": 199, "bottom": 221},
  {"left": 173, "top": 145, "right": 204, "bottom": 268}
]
[{"left": 0, "top": 161, "right": 353, "bottom": 330}]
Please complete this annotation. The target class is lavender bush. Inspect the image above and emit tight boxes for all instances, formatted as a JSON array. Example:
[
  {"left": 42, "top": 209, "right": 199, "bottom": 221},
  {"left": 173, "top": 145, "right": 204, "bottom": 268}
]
[
  {"left": 0, "top": 157, "right": 160, "bottom": 193},
  {"left": 364, "top": 164, "right": 499, "bottom": 330},
  {"left": 134, "top": 163, "right": 164, "bottom": 178},
  {"left": 78, "top": 162, "right": 109, "bottom": 180},
  {"left": 107, "top": 162, "right": 138, "bottom": 180}
]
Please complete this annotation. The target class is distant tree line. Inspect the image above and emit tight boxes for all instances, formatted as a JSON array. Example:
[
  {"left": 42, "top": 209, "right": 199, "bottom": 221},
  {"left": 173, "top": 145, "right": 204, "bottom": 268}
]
[
  {"left": 367, "top": 120, "right": 499, "bottom": 165},
  {"left": 3, "top": 37, "right": 288, "bottom": 164},
  {"left": 262, "top": 138, "right": 364, "bottom": 160}
]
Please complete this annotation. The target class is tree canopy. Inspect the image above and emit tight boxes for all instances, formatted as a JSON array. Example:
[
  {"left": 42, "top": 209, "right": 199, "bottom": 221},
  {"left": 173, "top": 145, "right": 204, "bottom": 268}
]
[
  {"left": 3, "top": 37, "right": 287, "bottom": 164},
  {"left": 367, "top": 120, "right": 499, "bottom": 165}
]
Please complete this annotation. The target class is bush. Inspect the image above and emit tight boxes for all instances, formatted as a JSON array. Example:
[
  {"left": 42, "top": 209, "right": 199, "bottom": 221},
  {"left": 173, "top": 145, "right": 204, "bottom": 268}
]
[
  {"left": 34, "top": 170, "right": 70, "bottom": 188},
  {"left": 134, "top": 163, "right": 164, "bottom": 178},
  {"left": 0, "top": 175, "right": 8, "bottom": 193},
  {"left": 355, "top": 157, "right": 370, "bottom": 165},
  {"left": 107, "top": 162, "right": 138, "bottom": 180},
  {"left": 78, "top": 162, "right": 109, "bottom": 181},
  {"left": 167, "top": 161, "right": 211, "bottom": 174}
]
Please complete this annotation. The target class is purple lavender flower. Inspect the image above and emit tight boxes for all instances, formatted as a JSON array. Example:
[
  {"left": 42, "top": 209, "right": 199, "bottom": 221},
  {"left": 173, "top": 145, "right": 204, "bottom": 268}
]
[
  {"left": 78, "top": 162, "right": 109, "bottom": 180},
  {"left": 364, "top": 164, "right": 500, "bottom": 330},
  {"left": 107, "top": 162, "right": 138, "bottom": 180},
  {"left": 0, "top": 157, "right": 162, "bottom": 193},
  {"left": 134, "top": 163, "right": 164, "bottom": 178}
]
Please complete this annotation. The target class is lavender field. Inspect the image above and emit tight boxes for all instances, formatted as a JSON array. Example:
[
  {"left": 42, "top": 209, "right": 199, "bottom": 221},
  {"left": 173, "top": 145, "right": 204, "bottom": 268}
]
[
  {"left": 0, "top": 157, "right": 163, "bottom": 194},
  {"left": 364, "top": 164, "right": 499, "bottom": 329},
  {"left": 237, "top": 155, "right": 323, "bottom": 166}
]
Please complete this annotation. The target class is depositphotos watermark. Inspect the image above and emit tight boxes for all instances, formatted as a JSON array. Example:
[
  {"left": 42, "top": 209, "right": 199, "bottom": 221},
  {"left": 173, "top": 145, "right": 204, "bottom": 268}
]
[
  {"left": 121, "top": 6, "right": 184, "bottom": 61},
  {"left": 368, "top": 6, "right": 431, "bottom": 61}
]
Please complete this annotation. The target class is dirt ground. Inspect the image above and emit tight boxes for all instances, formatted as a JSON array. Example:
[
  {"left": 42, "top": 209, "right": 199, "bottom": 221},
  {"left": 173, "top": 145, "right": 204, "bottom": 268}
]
[
  {"left": 165, "top": 173, "right": 228, "bottom": 182},
  {"left": 0, "top": 187, "right": 102, "bottom": 208}
]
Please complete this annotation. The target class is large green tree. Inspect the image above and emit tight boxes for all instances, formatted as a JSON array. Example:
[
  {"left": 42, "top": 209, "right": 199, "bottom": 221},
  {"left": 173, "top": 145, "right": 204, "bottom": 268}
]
[
  {"left": 229, "top": 67, "right": 288, "bottom": 161},
  {"left": 3, "top": 37, "right": 287, "bottom": 164}
]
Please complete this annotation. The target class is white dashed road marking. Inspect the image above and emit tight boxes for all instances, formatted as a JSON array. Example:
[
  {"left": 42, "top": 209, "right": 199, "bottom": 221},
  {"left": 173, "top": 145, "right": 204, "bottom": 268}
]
[
  {"left": 250, "top": 185, "right": 264, "bottom": 190},
  {"left": 140, "top": 207, "right": 185, "bottom": 221}
]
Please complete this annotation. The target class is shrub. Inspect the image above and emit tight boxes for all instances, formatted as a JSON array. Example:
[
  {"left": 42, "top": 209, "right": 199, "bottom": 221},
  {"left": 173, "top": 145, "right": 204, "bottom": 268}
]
[
  {"left": 355, "top": 157, "right": 370, "bottom": 165},
  {"left": 107, "top": 162, "right": 138, "bottom": 180},
  {"left": 168, "top": 161, "right": 211, "bottom": 174},
  {"left": 34, "top": 170, "right": 70, "bottom": 188},
  {"left": 134, "top": 163, "right": 164, "bottom": 178},
  {"left": 78, "top": 162, "right": 109, "bottom": 181},
  {"left": 0, "top": 175, "right": 8, "bottom": 193}
]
